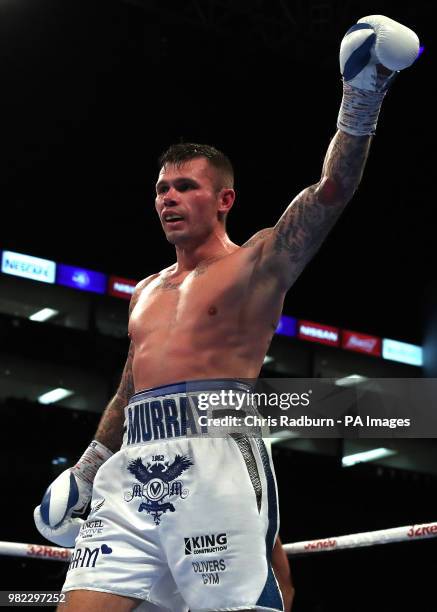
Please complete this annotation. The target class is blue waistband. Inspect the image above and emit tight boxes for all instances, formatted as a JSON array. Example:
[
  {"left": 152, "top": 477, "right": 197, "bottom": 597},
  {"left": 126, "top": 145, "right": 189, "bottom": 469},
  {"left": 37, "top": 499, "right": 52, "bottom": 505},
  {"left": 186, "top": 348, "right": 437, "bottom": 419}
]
[{"left": 129, "top": 379, "right": 253, "bottom": 405}]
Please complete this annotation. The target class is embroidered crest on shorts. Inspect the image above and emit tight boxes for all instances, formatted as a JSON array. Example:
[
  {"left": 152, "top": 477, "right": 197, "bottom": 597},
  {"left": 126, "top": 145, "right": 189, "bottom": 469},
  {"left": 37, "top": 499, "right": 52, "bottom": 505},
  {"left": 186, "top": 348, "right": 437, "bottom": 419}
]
[{"left": 124, "top": 454, "right": 193, "bottom": 524}]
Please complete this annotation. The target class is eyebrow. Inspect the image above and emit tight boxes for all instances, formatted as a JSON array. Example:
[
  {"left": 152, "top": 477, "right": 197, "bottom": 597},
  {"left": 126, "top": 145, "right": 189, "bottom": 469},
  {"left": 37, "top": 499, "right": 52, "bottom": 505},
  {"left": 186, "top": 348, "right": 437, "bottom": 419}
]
[{"left": 156, "top": 177, "right": 199, "bottom": 189}]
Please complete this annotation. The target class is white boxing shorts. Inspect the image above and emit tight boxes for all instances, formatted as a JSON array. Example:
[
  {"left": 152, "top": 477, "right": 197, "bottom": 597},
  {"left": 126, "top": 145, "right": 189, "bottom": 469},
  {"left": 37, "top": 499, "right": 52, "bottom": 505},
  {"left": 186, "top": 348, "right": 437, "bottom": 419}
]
[{"left": 62, "top": 379, "right": 283, "bottom": 612}]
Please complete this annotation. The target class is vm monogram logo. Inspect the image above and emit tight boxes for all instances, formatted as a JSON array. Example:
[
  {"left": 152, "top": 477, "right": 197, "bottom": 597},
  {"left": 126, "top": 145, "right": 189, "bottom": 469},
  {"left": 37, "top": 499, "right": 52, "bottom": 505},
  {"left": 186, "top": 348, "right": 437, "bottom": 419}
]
[
  {"left": 124, "top": 454, "right": 193, "bottom": 525},
  {"left": 146, "top": 479, "right": 167, "bottom": 500}
]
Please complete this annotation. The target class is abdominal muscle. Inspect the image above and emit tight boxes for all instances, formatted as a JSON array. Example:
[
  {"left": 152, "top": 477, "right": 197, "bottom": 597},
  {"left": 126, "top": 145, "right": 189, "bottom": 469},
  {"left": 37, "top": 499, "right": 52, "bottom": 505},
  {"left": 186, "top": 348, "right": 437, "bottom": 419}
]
[{"left": 131, "top": 329, "right": 266, "bottom": 391}]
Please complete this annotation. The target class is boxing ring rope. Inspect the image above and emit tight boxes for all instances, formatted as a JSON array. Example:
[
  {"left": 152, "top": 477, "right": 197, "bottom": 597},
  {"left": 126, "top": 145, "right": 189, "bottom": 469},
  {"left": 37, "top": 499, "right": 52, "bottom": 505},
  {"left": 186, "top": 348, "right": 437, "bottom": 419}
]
[
  {"left": 282, "top": 521, "right": 437, "bottom": 555},
  {"left": 1, "top": 521, "right": 436, "bottom": 562}
]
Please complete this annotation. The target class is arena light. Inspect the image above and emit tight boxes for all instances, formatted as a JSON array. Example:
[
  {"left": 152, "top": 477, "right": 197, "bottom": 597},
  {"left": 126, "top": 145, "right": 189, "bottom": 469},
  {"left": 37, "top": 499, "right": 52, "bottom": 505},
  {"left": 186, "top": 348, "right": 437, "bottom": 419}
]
[
  {"left": 270, "top": 431, "right": 300, "bottom": 444},
  {"left": 56, "top": 264, "right": 107, "bottom": 294},
  {"left": 29, "top": 308, "right": 59, "bottom": 322},
  {"left": 335, "top": 374, "right": 368, "bottom": 387},
  {"left": 342, "top": 330, "right": 381, "bottom": 356},
  {"left": 382, "top": 338, "right": 423, "bottom": 367},
  {"left": 298, "top": 320, "right": 340, "bottom": 347},
  {"left": 51, "top": 457, "right": 68, "bottom": 466},
  {"left": 275, "top": 315, "right": 297, "bottom": 337},
  {"left": 38, "top": 388, "right": 74, "bottom": 405},
  {"left": 108, "top": 275, "right": 137, "bottom": 300},
  {"left": 342, "top": 447, "right": 396, "bottom": 467},
  {"left": 1, "top": 250, "right": 56, "bottom": 284},
  {"left": 263, "top": 355, "right": 274, "bottom": 365}
]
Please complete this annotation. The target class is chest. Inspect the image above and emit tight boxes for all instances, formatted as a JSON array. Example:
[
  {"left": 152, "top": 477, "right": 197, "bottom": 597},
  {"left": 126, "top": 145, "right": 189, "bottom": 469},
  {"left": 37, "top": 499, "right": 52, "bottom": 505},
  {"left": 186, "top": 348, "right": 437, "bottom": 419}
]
[{"left": 129, "top": 261, "right": 254, "bottom": 337}]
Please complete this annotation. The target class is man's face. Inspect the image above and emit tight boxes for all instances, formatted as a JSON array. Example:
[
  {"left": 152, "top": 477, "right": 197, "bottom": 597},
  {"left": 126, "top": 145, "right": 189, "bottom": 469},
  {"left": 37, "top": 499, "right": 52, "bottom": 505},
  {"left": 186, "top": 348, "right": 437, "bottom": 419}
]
[{"left": 155, "top": 158, "right": 223, "bottom": 246}]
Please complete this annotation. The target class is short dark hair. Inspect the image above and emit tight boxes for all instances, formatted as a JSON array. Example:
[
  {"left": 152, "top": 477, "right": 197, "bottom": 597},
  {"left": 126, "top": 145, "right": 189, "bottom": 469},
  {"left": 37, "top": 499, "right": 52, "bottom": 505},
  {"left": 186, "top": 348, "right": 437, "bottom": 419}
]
[{"left": 158, "top": 142, "right": 234, "bottom": 190}]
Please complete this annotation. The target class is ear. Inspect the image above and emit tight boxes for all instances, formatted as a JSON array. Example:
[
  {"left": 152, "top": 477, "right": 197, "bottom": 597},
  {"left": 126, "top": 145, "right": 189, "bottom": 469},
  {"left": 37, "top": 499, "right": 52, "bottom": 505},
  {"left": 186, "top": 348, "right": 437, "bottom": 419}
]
[{"left": 217, "top": 188, "right": 235, "bottom": 216}]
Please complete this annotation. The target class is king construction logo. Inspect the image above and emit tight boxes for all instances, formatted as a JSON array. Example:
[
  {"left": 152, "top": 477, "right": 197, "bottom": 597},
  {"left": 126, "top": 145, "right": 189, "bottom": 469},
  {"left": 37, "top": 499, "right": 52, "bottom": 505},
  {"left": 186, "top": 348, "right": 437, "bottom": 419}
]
[{"left": 184, "top": 533, "right": 228, "bottom": 555}]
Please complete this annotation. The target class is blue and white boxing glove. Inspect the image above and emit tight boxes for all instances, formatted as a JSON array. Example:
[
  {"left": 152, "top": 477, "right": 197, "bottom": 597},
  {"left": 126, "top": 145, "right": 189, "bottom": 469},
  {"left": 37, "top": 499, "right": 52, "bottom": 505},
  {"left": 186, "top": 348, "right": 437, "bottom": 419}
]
[
  {"left": 337, "top": 15, "right": 419, "bottom": 135},
  {"left": 34, "top": 440, "right": 112, "bottom": 548}
]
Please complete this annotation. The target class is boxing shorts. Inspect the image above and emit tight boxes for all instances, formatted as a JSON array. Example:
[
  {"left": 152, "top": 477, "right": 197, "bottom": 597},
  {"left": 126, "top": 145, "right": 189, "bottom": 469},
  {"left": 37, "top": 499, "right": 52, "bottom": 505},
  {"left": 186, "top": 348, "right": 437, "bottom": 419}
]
[{"left": 62, "top": 379, "right": 283, "bottom": 612}]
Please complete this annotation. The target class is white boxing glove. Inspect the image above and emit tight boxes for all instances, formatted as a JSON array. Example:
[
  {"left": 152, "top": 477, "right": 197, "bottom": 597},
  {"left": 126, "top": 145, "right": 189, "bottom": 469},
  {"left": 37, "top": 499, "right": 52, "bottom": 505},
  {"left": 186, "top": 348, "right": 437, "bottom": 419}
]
[
  {"left": 34, "top": 440, "right": 112, "bottom": 548},
  {"left": 337, "top": 15, "right": 420, "bottom": 135},
  {"left": 340, "top": 15, "right": 419, "bottom": 91}
]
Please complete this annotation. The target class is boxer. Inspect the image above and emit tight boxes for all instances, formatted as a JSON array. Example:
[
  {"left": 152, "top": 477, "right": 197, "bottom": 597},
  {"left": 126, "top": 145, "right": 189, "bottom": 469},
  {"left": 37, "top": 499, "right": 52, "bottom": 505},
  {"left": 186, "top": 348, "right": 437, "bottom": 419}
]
[{"left": 34, "top": 15, "right": 418, "bottom": 612}]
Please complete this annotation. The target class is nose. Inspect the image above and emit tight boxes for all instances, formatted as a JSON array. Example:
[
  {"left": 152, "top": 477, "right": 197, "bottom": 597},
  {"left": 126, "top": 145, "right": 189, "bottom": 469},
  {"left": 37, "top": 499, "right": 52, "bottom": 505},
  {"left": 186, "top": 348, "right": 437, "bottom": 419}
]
[{"left": 163, "top": 186, "right": 179, "bottom": 206}]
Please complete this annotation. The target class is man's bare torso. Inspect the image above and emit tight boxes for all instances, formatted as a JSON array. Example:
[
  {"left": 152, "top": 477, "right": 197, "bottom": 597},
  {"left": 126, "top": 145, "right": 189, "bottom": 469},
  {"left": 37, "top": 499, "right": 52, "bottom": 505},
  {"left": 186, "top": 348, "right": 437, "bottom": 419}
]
[{"left": 128, "top": 240, "right": 286, "bottom": 391}]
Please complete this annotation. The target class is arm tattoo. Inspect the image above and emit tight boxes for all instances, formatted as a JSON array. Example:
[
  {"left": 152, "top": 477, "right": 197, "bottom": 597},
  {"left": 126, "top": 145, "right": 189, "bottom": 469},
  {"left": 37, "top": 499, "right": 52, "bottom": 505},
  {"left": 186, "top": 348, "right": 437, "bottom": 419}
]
[
  {"left": 273, "top": 130, "right": 372, "bottom": 280},
  {"left": 94, "top": 286, "right": 142, "bottom": 452},
  {"left": 94, "top": 397, "right": 126, "bottom": 453},
  {"left": 128, "top": 285, "right": 141, "bottom": 317},
  {"left": 116, "top": 341, "right": 135, "bottom": 405},
  {"left": 242, "top": 229, "right": 273, "bottom": 249},
  {"left": 94, "top": 341, "right": 134, "bottom": 452},
  {"left": 274, "top": 185, "right": 326, "bottom": 264},
  {"left": 322, "top": 130, "right": 372, "bottom": 202}
]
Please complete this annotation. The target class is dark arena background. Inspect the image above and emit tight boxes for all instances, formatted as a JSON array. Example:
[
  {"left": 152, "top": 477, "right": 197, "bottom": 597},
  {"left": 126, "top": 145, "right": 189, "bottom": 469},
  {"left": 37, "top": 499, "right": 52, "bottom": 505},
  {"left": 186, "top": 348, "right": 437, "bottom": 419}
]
[{"left": 0, "top": 1, "right": 436, "bottom": 610}]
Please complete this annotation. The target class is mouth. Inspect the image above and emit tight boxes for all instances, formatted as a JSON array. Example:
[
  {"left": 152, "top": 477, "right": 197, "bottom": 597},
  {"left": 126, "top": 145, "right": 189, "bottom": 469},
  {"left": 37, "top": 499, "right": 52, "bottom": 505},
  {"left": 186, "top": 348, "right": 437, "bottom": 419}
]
[{"left": 163, "top": 214, "right": 185, "bottom": 227}]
